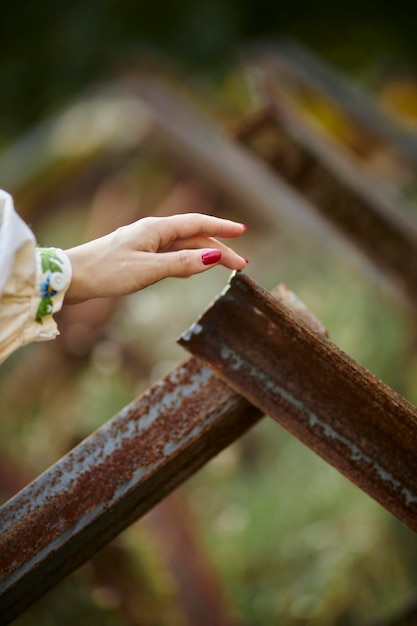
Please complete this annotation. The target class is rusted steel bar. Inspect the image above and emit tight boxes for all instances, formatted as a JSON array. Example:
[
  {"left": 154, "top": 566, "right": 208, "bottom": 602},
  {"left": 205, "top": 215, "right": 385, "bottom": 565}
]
[
  {"left": 179, "top": 272, "right": 417, "bottom": 534},
  {"left": 246, "top": 39, "right": 417, "bottom": 167},
  {"left": 0, "top": 358, "right": 262, "bottom": 625},
  {"left": 129, "top": 77, "right": 341, "bottom": 238},
  {"left": 0, "top": 77, "right": 328, "bottom": 242},
  {"left": 247, "top": 39, "right": 417, "bottom": 166},
  {"left": 5, "top": 75, "right": 417, "bottom": 310},
  {"left": 145, "top": 493, "right": 241, "bottom": 626},
  {"left": 233, "top": 104, "right": 417, "bottom": 310},
  {"left": 129, "top": 77, "right": 417, "bottom": 309}
]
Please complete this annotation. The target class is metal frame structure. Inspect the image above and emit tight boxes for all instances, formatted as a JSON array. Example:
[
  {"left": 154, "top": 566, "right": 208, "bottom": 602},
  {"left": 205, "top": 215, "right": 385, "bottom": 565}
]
[
  {"left": 2, "top": 50, "right": 417, "bottom": 624},
  {"left": 0, "top": 357, "right": 261, "bottom": 623},
  {"left": 2, "top": 272, "right": 417, "bottom": 623}
]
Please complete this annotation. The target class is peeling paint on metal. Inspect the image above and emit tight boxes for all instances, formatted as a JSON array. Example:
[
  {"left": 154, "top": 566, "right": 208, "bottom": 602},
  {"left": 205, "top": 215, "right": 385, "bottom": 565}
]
[
  {"left": 221, "top": 342, "right": 417, "bottom": 506},
  {"left": 180, "top": 272, "right": 417, "bottom": 533},
  {"left": 181, "top": 323, "right": 203, "bottom": 342},
  {"left": 0, "top": 356, "right": 263, "bottom": 623}
]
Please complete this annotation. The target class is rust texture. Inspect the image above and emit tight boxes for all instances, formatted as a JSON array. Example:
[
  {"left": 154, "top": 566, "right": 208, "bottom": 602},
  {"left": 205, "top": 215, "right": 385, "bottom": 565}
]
[
  {"left": 179, "top": 272, "right": 417, "bottom": 533},
  {"left": 0, "top": 358, "right": 262, "bottom": 625},
  {"left": 234, "top": 107, "right": 417, "bottom": 310},
  {"left": 247, "top": 40, "right": 417, "bottom": 165},
  {"left": 6, "top": 74, "right": 417, "bottom": 309}
]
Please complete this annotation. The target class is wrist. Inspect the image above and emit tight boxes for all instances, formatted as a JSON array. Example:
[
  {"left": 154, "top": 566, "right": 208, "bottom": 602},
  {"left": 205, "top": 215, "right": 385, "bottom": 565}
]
[{"left": 64, "top": 245, "right": 92, "bottom": 304}]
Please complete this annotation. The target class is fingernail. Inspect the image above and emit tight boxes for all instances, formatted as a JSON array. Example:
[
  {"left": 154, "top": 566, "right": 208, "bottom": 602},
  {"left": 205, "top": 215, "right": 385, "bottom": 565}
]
[
  {"left": 244, "top": 258, "right": 249, "bottom": 264},
  {"left": 202, "top": 249, "right": 222, "bottom": 265},
  {"left": 242, "top": 224, "right": 248, "bottom": 230}
]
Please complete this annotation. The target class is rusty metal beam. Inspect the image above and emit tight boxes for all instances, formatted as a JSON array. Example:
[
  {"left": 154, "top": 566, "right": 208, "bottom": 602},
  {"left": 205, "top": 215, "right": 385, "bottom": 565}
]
[
  {"left": 0, "top": 76, "right": 357, "bottom": 249},
  {"left": 128, "top": 76, "right": 417, "bottom": 310},
  {"left": 179, "top": 272, "right": 417, "bottom": 534},
  {"left": 233, "top": 105, "right": 417, "bottom": 310},
  {"left": 4, "top": 75, "right": 417, "bottom": 310},
  {"left": 246, "top": 39, "right": 417, "bottom": 165},
  {"left": 0, "top": 358, "right": 262, "bottom": 625},
  {"left": 145, "top": 493, "right": 241, "bottom": 626}
]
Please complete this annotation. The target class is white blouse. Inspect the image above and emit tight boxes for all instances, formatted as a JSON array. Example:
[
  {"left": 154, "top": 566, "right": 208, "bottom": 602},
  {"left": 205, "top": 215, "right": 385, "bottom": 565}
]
[{"left": 0, "top": 190, "right": 72, "bottom": 364}]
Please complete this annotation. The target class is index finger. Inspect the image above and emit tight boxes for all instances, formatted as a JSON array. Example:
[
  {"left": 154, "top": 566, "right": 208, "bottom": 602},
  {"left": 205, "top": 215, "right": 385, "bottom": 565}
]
[{"left": 154, "top": 213, "right": 247, "bottom": 247}]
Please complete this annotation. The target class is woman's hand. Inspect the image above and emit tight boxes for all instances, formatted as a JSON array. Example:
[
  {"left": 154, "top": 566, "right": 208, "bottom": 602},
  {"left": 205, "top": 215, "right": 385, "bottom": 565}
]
[{"left": 64, "top": 213, "right": 248, "bottom": 304}]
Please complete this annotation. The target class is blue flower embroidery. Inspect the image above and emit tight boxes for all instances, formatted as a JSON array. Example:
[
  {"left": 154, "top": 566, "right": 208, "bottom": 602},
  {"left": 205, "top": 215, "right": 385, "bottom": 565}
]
[
  {"left": 35, "top": 248, "right": 64, "bottom": 324},
  {"left": 40, "top": 275, "right": 58, "bottom": 299}
]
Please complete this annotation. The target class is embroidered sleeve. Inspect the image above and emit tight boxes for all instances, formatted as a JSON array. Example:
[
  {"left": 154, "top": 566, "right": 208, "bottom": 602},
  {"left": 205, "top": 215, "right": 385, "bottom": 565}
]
[
  {"left": 2, "top": 246, "right": 73, "bottom": 361},
  {"left": 0, "top": 189, "right": 73, "bottom": 364},
  {"left": 34, "top": 247, "right": 72, "bottom": 326}
]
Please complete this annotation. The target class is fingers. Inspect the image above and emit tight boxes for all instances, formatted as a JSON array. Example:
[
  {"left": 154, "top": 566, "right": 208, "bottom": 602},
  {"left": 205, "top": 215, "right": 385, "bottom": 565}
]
[
  {"left": 144, "top": 213, "right": 247, "bottom": 249},
  {"left": 65, "top": 213, "right": 249, "bottom": 303},
  {"left": 161, "top": 235, "right": 247, "bottom": 268},
  {"left": 152, "top": 247, "right": 247, "bottom": 281}
]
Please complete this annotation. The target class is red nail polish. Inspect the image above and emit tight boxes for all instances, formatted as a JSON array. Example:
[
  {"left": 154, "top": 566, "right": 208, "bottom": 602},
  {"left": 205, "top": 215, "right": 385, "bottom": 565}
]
[
  {"left": 242, "top": 224, "right": 248, "bottom": 230},
  {"left": 245, "top": 258, "right": 249, "bottom": 264},
  {"left": 202, "top": 249, "right": 222, "bottom": 265}
]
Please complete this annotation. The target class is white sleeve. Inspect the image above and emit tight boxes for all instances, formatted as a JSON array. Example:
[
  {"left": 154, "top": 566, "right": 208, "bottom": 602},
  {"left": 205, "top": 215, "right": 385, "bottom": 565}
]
[{"left": 0, "top": 190, "right": 72, "bottom": 364}]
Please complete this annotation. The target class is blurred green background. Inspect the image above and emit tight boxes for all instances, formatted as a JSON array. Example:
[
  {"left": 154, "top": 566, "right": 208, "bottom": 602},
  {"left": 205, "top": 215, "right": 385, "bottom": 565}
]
[
  {"left": 2, "top": 4, "right": 417, "bottom": 626},
  {"left": 2, "top": 1, "right": 417, "bottom": 140}
]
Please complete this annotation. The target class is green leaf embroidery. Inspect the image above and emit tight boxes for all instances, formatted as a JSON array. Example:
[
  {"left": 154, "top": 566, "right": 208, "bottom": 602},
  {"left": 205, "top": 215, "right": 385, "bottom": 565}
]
[
  {"left": 36, "top": 297, "right": 53, "bottom": 324},
  {"left": 38, "top": 248, "right": 63, "bottom": 274},
  {"left": 35, "top": 248, "right": 66, "bottom": 324},
  {"left": 47, "top": 260, "right": 63, "bottom": 273}
]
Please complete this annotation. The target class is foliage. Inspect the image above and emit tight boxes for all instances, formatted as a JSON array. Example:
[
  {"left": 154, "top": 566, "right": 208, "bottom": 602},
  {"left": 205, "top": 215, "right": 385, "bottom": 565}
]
[
  {"left": 1, "top": 1, "right": 417, "bottom": 139},
  {"left": 2, "top": 24, "right": 417, "bottom": 622}
]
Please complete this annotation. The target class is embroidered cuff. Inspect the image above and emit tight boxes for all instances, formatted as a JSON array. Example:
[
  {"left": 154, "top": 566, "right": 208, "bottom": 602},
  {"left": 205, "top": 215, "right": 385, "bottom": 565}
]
[{"left": 34, "top": 247, "right": 72, "bottom": 326}]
